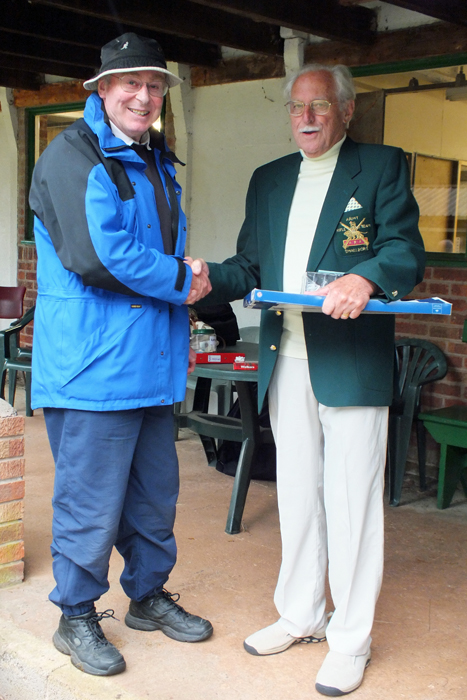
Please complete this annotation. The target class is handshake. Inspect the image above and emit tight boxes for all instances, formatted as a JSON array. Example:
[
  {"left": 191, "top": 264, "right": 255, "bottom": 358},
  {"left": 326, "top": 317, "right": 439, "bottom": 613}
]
[{"left": 184, "top": 257, "right": 211, "bottom": 305}]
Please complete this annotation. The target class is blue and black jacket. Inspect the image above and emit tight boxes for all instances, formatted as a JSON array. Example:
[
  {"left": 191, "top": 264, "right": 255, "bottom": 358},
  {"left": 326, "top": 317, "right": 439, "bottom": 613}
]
[{"left": 29, "top": 92, "right": 192, "bottom": 410}]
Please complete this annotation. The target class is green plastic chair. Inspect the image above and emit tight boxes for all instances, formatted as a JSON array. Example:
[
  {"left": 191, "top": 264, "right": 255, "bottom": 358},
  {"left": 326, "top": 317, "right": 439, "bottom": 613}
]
[
  {"left": 2, "top": 306, "right": 35, "bottom": 417},
  {"left": 388, "top": 338, "right": 448, "bottom": 506},
  {"left": 0, "top": 286, "right": 26, "bottom": 400},
  {"left": 418, "top": 405, "right": 467, "bottom": 509}
]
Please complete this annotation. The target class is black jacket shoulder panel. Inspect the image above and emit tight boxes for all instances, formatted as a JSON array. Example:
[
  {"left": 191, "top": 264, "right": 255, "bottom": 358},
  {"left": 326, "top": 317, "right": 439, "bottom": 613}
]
[
  {"left": 29, "top": 119, "right": 139, "bottom": 297},
  {"left": 65, "top": 119, "right": 135, "bottom": 203}
]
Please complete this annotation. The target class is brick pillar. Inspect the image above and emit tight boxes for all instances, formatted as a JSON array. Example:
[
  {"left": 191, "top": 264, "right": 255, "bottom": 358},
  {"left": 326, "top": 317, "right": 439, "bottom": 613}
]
[{"left": 0, "top": 401, "right": 25, "bottom": 587}]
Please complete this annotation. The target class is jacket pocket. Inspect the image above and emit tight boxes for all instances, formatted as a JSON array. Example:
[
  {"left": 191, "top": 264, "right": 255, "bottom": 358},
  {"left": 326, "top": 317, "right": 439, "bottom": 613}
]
[
  {"left": 333, "top": 210, "right": 375, "bottom": 259},
  {"left": 60, "top": 303, "right": 147, "bottom": 388}
]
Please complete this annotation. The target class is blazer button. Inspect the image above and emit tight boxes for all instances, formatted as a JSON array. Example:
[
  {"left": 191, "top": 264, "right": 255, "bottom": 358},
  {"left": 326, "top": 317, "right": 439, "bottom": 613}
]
[
  {"left": 147, "top": 224, "right": 151, "bottom": 228},
  {"left": 161, "top": 399, "right": 165, "bottom": 404},
  {"left": 275, "top": 310, "right": 282, "bottom": 316},
  {"left": 392, "top": 290, "right": 398, "bottom": 297},
  {"left": 270, "top": 345, "right": 277, "bottom": 351}
]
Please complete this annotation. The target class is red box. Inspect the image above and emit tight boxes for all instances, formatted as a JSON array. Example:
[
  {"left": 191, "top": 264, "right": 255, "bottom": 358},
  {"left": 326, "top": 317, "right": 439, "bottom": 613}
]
[
  {"left": 195, "top": 352, "right": 246, "bottom": 364},
  {"left": 233, "top": 361, "right": 258, "bottom": 371}
]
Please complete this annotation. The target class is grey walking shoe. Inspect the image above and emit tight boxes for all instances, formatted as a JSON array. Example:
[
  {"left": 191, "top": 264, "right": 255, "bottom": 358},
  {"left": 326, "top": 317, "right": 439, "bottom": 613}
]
[
  {"left": 315, "top": 649, "right": 371, "bottom": 696},
  {"left": 244, "top": 619, "right": 328, "bottom": 656},
  {"left": 53, "top": 609, "right": 126, "bottom": 676},
  {"left": 125, "top": 589, "right": 213, "bottom": 642}
]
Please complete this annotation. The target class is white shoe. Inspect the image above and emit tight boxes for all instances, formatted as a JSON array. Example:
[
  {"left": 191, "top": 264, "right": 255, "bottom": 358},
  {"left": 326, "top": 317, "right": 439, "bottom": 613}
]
[
  {"left": 315, "top": 649, "right": 371, "bottom": 696},
  {"left": 243, "top": 620, "right": 327, "bottom": 656}
]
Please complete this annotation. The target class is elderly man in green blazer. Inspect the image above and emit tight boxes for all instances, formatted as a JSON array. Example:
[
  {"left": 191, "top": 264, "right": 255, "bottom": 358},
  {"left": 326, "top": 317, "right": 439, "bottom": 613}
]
[{"left": 195, "top": 64, "right": 425, "bottom": 696}]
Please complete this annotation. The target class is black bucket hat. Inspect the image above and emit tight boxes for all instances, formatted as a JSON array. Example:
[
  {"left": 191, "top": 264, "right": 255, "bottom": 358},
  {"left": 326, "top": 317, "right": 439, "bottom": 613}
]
[{"left": 83, "top": 32, "right": 182, "bottom": 91}]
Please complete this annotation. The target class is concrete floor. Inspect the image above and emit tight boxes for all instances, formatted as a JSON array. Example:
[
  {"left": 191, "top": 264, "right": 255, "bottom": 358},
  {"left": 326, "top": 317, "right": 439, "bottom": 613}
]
[{"left": 1, "top": 389, "right": 467, "bottom": 700}]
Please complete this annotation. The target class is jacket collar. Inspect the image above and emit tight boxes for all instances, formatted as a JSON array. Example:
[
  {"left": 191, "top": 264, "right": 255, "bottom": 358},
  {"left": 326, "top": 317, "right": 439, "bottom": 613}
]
[
  {"left": 307, "top": 137, "right": 362, "bottom": 271},
  {"left": 83, "top": 92, "right": 183, "bottom": 165},
  {"left": 266, "top": 138, "right": 363, "bottom": 286}
]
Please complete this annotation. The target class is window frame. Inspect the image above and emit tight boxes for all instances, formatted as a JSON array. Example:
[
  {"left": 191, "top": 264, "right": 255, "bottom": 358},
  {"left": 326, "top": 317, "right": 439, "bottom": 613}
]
[
  {"left": 352, "top": 52, "right": 467, "bottom": 267},
  {"left": 25, "top": 101, "right": 85, "bottom": 242}
]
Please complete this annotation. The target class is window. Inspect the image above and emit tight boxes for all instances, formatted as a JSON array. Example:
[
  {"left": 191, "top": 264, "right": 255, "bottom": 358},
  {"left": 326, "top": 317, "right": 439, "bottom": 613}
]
[
  {"left": 26, "top": 103, "right": 85, "bottom": 241},
  {"left": 352, "top": 58, "right": 467, "bottom": 265}
]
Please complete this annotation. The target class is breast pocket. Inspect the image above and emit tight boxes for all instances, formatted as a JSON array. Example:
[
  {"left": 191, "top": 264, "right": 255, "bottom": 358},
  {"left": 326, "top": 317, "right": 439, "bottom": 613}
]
[{"left": 333, "top": 210, "right": 375, "bottom": 260}]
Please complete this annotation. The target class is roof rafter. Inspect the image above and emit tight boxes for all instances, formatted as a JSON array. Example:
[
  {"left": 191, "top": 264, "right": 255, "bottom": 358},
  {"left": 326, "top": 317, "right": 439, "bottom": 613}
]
[
  {"left": 29, "top": 0, "right": 283, "bottom": 56},
  {"left": 0, "top": 52, "right": 86, "bottom": 81},
  {"left": 0, "top": 67, "right": 42, "bottom": 91},
  {"left": 3, "top": 0, "right": 221, "bottom": 68},
  {"left": 186, "top": 0, "right": 376, "bottom": 44},
  {"left": 0, "top": 30, "right": 98, "bottom": 70},
  {"left": 304, "top": 22, "right": 467, "bottom": 68}
]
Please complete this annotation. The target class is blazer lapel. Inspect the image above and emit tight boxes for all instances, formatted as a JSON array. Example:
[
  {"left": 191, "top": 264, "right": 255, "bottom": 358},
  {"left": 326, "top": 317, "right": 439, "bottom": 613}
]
[
  {"left": 268, "top": 153, "right": 302, "bottom": 290},
  {"left": 307, "top": 137, "right": 362, "bottom": 271}
]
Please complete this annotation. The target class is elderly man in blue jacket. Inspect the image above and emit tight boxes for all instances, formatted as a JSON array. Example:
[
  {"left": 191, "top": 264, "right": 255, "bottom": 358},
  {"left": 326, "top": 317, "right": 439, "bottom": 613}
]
[
  {"left": 29, "top": 33, "right": 212, "bottom": 677},
  {"left": 194, "top": 64, "right": 425, "bottom": 696}
]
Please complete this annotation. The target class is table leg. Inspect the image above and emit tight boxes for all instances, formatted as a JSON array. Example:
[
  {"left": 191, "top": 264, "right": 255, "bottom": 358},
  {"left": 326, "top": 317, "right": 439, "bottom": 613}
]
[
  {"left": 192, "top": 376, "right": 218, "bottom": 466},
  {"left": 225, "top": 381, "right": 260, "bottom": 534}
]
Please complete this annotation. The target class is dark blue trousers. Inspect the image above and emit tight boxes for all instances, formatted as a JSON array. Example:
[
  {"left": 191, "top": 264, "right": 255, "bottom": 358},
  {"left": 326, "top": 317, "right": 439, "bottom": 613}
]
[{"left": 44, "top": 406, "right": 179, "bottom": 616}]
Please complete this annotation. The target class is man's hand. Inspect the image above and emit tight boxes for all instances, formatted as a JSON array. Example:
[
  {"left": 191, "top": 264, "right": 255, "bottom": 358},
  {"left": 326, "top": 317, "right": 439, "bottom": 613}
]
[
  {"left": 188, "top": 347, "right": 197, "bottom": 375},
  {"left": 184, "top": 257, "right": 212, "bottom": 304},
  {"left": 307, "top": 274, "right": 377, "bottom": 320}
]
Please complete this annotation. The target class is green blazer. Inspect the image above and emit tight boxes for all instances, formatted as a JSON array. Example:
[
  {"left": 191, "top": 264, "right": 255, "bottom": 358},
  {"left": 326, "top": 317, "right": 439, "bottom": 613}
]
[{"left": 206, "top": 137, "right": 425, "bottom": 409}]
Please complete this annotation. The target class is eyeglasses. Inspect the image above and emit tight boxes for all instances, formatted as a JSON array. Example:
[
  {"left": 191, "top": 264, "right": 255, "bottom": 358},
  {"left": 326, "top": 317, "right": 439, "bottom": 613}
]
[
  {"left": 285, "top": 100, "right": 333, "bottom": 116},
  {"left": 116, "top": 74, "right": 168, "bottom": 98}
]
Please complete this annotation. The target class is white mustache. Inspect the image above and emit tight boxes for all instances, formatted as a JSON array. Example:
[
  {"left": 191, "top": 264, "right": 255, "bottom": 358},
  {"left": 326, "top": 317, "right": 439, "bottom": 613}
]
[{"left": 298, "top": 126, "right": 321, "bottom": 133}]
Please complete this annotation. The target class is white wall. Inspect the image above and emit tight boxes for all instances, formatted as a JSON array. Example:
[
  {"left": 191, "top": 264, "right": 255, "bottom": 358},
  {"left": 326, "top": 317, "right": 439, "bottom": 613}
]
[
  {"left": 180, "top": 77, "right": 296, "bottom": 328},
  {"left": 0, "top": 88, "right": 18, "bottom": 287},
  {"left": 0, "top": 88, "right": 19, "bottom": 330}
]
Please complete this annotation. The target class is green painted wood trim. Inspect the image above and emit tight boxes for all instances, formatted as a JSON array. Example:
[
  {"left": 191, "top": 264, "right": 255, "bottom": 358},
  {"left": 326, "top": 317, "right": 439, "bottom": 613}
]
[{"left": 351, "top": 54, "right": 467, "bottom": 78}]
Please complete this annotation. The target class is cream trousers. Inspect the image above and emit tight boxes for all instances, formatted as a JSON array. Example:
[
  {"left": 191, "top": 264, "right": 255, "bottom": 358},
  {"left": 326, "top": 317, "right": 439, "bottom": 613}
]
[{"left": 268, "top": 355, "right": 388, "bottom": 656}]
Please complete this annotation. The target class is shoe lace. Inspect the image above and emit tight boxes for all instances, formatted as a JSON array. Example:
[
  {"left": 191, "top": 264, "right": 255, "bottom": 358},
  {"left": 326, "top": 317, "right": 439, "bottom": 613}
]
[
  {"left": 160, "top": 589, "right": 190, "bottom": 617},
  {"left": 83, "top": 610, "right": 119, "bottom": 647},
  {"left": 95, "top": 609, "right": 120, "bottom": 623}
]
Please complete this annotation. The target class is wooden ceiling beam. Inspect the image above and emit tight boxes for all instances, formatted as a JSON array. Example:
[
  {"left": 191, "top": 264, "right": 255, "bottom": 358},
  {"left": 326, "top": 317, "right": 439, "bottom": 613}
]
[
  {"left": 29, "top": 0, "right": 282, "bottom": 56},
  {"left": 2, "top": 0, "right": 221, "bottom": 68},
  {"left": 0, "top": 53, "right": 87, "bottom": 81},
  {"left": 380, "top": 1, "right": 467, "bottom": 27},
  {"left": 186, "top": 0, "right": 376, "bottom": 44},
  {"left": 191, "top": 54, "right": 285, "bottom": 86},
  {"left": 304, "top": 22, "right": 467, "bottom": 68},
  {"left": 13, "top": 81, "right": 90, "bottom": 107},
  {"left": 0, "top": 30, "right": 99, "bottom": 70},
  {"left": 0, "top": 68, "right": 42, "bottom": 91}
]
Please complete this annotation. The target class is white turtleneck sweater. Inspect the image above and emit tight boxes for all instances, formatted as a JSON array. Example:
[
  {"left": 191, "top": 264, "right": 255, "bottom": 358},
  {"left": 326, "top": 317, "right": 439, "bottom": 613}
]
[{"left": 280, "top": 135, "right": 346, "bottom": 359}]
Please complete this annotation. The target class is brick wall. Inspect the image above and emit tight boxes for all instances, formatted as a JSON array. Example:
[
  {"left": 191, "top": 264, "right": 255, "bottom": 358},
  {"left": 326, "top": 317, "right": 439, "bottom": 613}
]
[
  {"left": 16, "top": 107, "right": 36, "bottom": 348},
  {"left": 0, "top": 408, "right": 25, "bottom": 587},
  {"left": 17, "top": 245, "right": 37, "bottom": 347}
]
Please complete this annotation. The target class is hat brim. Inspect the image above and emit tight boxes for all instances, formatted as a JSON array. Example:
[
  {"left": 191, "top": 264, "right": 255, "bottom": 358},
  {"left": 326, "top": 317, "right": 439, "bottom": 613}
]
[{"left": 83, "top": 65, "right": 183, "bottom": 91}]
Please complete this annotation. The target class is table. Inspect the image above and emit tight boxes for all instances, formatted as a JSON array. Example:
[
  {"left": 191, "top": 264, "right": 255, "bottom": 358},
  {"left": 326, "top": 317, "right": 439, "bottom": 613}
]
[
  {"left": 177, "top": 341, "right": 274, "bottom": 534},
  {"left": 419, "top": 405, "right": 467, "bottom": 508}
]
